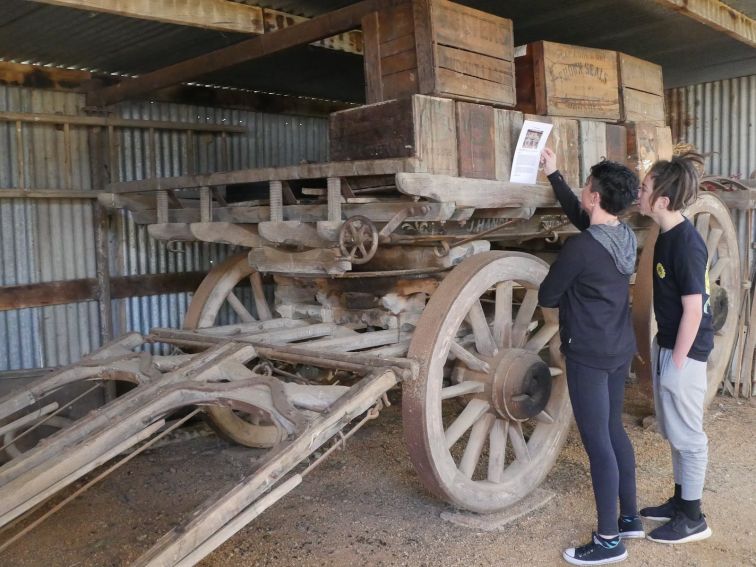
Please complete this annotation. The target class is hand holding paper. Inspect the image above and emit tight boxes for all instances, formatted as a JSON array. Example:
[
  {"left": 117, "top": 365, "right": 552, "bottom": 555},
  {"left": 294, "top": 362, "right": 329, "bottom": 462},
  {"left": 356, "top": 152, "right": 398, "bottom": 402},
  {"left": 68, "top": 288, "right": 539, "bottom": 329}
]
[{"left": 540, "top": 147, "right": 557, "bottom": 176}]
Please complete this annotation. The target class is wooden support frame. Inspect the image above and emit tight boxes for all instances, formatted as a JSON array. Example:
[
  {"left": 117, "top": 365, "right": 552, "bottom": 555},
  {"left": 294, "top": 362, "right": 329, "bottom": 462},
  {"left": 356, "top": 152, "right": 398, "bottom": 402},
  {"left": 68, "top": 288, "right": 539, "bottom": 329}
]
[
  {"left": 653, "top": 0, "right": 755, "bottom": 48},
  {"left": 89, "top": 0, "right": 400, "bottom": 106}
]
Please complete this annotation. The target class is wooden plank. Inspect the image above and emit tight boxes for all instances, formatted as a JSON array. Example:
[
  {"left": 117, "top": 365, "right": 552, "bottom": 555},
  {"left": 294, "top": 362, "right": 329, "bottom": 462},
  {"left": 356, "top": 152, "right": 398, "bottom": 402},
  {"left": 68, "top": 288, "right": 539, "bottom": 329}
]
[
  {"left": 107, "top": 158, "right": 419, "bottom": 193},
  {"left": 378, "top": 1, "right": 415, "bottom": 43},
  {"left": 621, "top": 88, "right": 666, "bottom": 126},
  {"left": 618, "top": 52, "right": 664, "bottom": 95},
  {"left": 494, "top": 109, "right": 523, "bottom": 181},
  {"left": 90, "top": 0, "right": 394, "bottom": 106},
  {"left": 652, "top": 0, "right": 755, "bottom": 48},
  {"left": 579, "top": 121, "right": 608, "bottom": 186},
  {"left": 380, "top": 70, "right": 419, "bottom": 100},
  {"left": 262, "top": 9, "right": 363, "bottom": 54},
  {"left": 396, "top": 172, "right": 573, "bottom": 208},
  {"left": 456, "top": 102, "right": 495, "bottom": 179},
  {"left": 0, "top": 189, "right": 99, "bottom": 199},
  {"left": 605, "top": 124, "right": 628, "bottom": 164},
  {"left": 436, "top": 45, "right": 513, "bottom": 85},
  {"left": 412, "top": 0, "right": 436, "bottom": 95},
  {"left": 432, "top": 0, "right": 513, "bottom": 60},
  {"left": 656, "top": 126, "right": 674, "bottom": 160},
  {"left": 626, "top": 122, "right": 661, "bottom": 179},
  {"left": 437, "top": 68, "right": 514, "bottom": 106},
  {"left": 30, "top": 0, "right": 265, "bottom": 33},
  {"left": 413, "top": 96, "right": 458, "bottom": 176},
  {"left": 0, "top": 272, "right": 208, "bottom": 311},
  {"left": 362, "top": 12, "right": 383, "bottom": 104},
  {"left": 0, "top": 62, "right": 91, "bottom": 92},
  {"left": 0, "top": 111, "right": 245, "bottom": 133}
]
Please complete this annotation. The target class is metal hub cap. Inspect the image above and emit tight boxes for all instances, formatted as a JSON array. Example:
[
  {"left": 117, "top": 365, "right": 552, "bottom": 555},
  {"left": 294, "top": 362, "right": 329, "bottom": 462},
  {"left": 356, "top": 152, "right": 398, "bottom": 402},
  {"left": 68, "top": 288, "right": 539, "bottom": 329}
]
[{"left": 491, "top": 349, "right": 552, "bottom": 421}]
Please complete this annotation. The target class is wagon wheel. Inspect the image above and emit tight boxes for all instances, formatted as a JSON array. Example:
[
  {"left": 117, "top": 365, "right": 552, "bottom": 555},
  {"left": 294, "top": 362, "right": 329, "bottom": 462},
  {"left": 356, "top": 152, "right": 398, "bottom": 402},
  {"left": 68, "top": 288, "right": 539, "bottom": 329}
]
[
  {"left": 633, "top": 193, "right": 741, "bottom": 406},
  {"left": 184, "top": 252, "right": 285, "bottom": 448},
  {"left": 403, "top": 251, "right": 570, "bottom": 513},
  {"left": 338, "top": 215, "right": 378, "bottom": 265}
]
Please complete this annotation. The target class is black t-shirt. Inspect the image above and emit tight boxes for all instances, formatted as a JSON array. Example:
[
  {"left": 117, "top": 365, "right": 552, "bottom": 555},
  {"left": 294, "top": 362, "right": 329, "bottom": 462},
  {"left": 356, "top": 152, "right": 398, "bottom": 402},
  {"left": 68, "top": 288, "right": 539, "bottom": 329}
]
[{"left": 652, "top": 218, "right": 714, "bottom": 361}]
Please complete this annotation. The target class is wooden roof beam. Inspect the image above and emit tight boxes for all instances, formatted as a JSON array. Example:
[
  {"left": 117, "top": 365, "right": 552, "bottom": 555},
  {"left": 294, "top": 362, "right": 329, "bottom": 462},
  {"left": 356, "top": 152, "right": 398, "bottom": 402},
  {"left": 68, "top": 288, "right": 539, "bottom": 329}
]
[
  {"left": 28, "top": 0, "right": 266, "bottom": 34},
  {"left": 653, "top": 0, "right": 755, "bottom": 47},
  {"left": 29, "top": 1, "right": 363, "bottom": 55},
  {"left": 88, "top": 0, "right": 390, "bottom": 107}
]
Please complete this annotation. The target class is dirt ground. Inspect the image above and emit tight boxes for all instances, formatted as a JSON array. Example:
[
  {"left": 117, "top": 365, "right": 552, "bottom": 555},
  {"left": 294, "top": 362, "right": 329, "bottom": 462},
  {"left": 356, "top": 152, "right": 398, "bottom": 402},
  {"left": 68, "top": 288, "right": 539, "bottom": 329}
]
[{"left": 3, "top": 394, "right": 755, "bottom": 567}]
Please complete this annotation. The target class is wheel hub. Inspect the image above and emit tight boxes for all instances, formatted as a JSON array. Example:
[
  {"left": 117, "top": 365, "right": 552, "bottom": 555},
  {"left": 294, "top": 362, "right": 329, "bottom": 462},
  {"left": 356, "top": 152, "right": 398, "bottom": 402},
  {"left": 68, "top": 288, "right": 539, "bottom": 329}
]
[{"left": 491, "top": 349, "right": 551, "bottom": 421}]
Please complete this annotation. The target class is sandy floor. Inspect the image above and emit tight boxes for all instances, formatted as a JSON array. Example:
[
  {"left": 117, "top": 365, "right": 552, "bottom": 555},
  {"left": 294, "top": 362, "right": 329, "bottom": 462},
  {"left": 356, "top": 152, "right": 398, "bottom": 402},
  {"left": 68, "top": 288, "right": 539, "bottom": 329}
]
[{"left": 3, "top": 395, "right": 755, "bottom": 567}]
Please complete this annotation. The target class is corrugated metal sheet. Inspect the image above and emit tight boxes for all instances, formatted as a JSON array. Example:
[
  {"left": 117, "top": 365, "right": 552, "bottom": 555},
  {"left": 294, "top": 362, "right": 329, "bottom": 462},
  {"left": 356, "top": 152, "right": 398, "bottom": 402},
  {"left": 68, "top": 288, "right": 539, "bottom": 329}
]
[
  {"left": 0, "top": 86, "right": 99, "bottom": 370},
  {"left": 0, "top": 85, "right": 328, "bottom": 368},
  {"left": 667, "top": 74, "right": 756, "bottom": 276}
]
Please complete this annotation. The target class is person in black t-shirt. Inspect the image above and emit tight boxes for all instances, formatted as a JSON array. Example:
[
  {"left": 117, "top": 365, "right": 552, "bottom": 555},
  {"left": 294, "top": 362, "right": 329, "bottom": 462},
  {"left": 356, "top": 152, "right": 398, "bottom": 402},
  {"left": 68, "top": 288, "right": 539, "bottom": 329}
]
[
  {"left": 637, "top": 151, "right": 713, "bottom": 544},
  {"left": 539, "top": 148, "right": 643, "bottom": 566}
]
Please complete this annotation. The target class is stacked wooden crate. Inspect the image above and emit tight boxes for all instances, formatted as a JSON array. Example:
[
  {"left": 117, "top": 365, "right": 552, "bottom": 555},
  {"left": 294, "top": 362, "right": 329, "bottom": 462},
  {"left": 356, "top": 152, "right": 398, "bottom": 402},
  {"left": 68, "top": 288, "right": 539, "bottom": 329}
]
[{"left": 330, "top": 1, "right": 671, "bottom": 188}]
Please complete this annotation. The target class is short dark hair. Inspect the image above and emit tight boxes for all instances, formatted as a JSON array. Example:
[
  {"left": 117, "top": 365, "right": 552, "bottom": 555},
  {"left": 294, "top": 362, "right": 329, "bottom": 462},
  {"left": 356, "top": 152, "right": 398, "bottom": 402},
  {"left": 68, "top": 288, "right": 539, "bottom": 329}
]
[
  {"left": 646, "top": 152, "right": 704, "bottom": 211},
  {"left": 588, "top": 160, "right": 639, "bottom": 215}
]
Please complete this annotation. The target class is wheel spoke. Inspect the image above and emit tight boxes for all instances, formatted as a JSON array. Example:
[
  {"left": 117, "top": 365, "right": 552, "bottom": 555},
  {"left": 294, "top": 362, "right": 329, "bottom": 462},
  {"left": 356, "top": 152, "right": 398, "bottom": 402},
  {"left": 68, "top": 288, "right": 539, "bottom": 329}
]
[
  {"left": 459, "top": 414, "right": 494, "bottom": 479},
  {"left": 508, "top": 420, "right": 530, "bottom": 462},
  {"left": 450, "top": 340, "right": 490, "bottom": 373},
  {"left": 487, "top": 419, "right": 509, "bottom": 483},
  {"left": 512, "top": 289, "right": 539, "bottom": 347},
  {"left": 705, "top": 227, "right": 723, "bottom": 267},
  {"left": 441, "top": 381, "right": 485, "bottom": 400},
  {"left": 494, "top": 281, "right": 513, "bottom": 348},
  {"left": 445, "top": 399, "right": 490, "bottom": 449},
  {"left": 535, "top": 409, "right": 555, "bottom": 424},
  {"left": 358, "top": 243, "right": 368, "bottom": 258},
  {"left": 226, "top": 291, "right": 256, "bottom": 322},
  {"left": 467, "top": 300, "right": 498, "bottom": 357},
  {"left": 695, "top": 212, "right": 710, "bottom": 242},
  {"left": 524, "top": 323, "right": 559, "bottom": 353},
  {"left": 709, "top": 255, "right": 729, "bottom": 283},
  {"left": 249, "top": 272, "right": 272, "bottom": 321}
]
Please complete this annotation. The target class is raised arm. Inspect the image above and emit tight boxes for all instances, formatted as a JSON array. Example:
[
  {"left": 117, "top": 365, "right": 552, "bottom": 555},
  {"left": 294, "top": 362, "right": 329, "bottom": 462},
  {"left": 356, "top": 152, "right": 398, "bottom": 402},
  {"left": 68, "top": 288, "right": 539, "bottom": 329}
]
[{"left": 541, "top": 148, "right": 590, "bottom": 231}]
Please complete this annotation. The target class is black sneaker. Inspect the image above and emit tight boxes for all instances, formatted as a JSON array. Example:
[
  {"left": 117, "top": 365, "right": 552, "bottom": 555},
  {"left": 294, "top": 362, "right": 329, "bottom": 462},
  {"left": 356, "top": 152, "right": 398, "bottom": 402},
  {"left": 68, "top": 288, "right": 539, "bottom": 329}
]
[
  {"left": 646, "top": 511, "right": 712, "bottom": 544},
  {"left": 618, "top": 515, "right": 645, "bottom": 539},
  {"left": 640, "top": 497, "right": 677, "bottom": 521},
  {"left": 563, "top": 532, "right": 628, "bottom": 565}
]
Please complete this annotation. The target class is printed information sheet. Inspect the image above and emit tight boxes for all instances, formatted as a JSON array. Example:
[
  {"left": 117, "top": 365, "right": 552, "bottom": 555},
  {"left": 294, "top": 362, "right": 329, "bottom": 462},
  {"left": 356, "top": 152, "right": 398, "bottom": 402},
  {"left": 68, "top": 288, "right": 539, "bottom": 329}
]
[{"left": 509, "top": 120, "right": 554, "bottom": 184}]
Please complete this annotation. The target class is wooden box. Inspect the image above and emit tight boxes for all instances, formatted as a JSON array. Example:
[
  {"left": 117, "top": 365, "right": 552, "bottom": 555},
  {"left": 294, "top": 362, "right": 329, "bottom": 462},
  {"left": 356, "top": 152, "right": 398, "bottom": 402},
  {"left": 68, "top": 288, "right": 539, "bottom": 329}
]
[
  {"left": 626, "top": 122, "right": 674, "bottom": 179},
  {"left": 494, "top": 109, "right": 524, "bottom": 181},
  {"left": 524, "top": 114, "right": 580, "bottom": 187},
  {"left": 328, "top": 95, "right": 458, "bottom": 175},
  {"left": 618, "top": 53, "right": 666, "bottom": 126},
  {"left": 456, "top": 102, "right": 495, "bottom": 179},
  {"left": 516, "top": 41, "right": 620, "bottom": 121},
  {"left": 362, "top": 0, "right": 515, "bottom": 107},
  {"left": 579, "top": 121, "right": 629, "bottom": 184}
]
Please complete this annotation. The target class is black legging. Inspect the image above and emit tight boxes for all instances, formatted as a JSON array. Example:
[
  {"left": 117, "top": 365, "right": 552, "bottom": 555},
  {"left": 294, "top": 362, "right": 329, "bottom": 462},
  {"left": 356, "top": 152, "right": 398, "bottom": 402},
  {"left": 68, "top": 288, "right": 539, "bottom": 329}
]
[{"left": 566, "top": 357, "right": 638, "bottom": 536}]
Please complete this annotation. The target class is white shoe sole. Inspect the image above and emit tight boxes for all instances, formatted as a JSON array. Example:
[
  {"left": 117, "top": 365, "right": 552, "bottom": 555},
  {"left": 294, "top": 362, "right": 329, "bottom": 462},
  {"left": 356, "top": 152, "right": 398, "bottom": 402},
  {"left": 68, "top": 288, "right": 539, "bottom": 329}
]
[
  {"left": 646, "top": 526, "right": 712, "bottom": 544},
  {"left": 562, "top": 549, "right": 628, "bottom": 565},
  {"left": 618, "top": 531, "right": 645, "bottom": 539},
  {"left": 640, "top": 514, "right": 672, "bottom": 521}
]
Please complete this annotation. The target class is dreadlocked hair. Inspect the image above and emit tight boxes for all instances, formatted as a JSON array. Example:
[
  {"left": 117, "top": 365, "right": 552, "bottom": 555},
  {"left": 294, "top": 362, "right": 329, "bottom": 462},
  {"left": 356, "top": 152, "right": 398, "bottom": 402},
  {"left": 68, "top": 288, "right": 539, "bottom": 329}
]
[{"left": 647, "top": 151, "right": 704, "bottom": 211}]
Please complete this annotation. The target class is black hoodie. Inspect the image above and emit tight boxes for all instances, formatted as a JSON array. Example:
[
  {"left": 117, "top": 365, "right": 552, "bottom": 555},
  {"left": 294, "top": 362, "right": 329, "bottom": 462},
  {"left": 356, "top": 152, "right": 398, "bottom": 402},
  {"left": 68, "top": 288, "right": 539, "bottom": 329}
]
[{"left": 538, "top": 171, "right": 637, "bottom": 369}]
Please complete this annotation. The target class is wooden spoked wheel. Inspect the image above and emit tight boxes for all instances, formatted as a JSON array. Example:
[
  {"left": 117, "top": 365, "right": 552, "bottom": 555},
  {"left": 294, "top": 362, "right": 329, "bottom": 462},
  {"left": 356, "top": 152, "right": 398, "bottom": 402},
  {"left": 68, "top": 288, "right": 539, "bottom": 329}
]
[
  {"left": 403, "top": 251, "right": 570, "bottom": 513},
  {"left": 184, "top": 252, "right": 285, "bottom": 448},
  {"left": 338, "top": 215, "right": 379, "bottom": 265},
  {"left": 634, "top": 193, "right": 741, "bottom": 406}
]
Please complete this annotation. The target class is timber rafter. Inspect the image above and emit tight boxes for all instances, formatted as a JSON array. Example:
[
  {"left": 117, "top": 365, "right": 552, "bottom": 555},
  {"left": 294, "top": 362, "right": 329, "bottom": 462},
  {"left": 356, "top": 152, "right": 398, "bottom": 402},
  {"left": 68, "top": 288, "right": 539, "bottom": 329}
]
[{"left": 87, "top": 0, "right": 396, "bottom": 107}]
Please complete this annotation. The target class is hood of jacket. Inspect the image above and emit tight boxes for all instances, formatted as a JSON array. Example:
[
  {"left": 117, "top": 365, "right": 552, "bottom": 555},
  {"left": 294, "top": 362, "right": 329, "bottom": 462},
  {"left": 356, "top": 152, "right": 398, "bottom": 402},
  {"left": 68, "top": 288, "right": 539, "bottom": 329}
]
[{"left": 586, "top": 222, "right": 637, "bottom": 276}]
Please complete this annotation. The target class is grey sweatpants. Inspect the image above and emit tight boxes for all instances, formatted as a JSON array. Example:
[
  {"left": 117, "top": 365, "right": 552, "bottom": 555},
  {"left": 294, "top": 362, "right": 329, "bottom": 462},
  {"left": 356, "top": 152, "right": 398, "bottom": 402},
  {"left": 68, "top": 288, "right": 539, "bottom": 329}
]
[{"left": 651, "top": 339, "right": 709, "bottom": 501}]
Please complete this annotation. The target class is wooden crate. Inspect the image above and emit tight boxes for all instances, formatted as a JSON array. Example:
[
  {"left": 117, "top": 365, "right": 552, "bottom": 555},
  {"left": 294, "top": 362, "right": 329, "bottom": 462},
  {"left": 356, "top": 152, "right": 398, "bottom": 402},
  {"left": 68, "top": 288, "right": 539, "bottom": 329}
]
[
  {"left": 516, "top": 41, "right": 620, "bottom": 121},
  {"left": 524, "top": 114, "right": 580, "bottom": 187},
  {"left": 362, "top": 0, "right": 515, "bottom": 107},
  {"left": 329, "top": 95, "right": 458, "bottom": 176},
  {"left": 626, "top": 122, "right": 674, "bottom": 180},
  {"left": 618, "top": 53, "right": 666, "bottom": 126}
]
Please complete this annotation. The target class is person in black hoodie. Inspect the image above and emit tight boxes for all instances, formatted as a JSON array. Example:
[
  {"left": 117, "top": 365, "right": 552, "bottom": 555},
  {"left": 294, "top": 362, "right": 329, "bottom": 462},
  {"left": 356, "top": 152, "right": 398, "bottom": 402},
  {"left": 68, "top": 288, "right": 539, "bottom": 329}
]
[{"left": 538, "top": 148, "right": 642, "bottom": 566}]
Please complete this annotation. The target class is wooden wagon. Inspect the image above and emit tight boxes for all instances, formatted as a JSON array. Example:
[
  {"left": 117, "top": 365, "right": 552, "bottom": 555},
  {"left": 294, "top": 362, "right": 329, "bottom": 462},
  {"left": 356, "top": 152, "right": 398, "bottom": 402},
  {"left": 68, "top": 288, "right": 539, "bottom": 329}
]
[{"left": 0, "top": 1, "right": 751, "bottom": 565}]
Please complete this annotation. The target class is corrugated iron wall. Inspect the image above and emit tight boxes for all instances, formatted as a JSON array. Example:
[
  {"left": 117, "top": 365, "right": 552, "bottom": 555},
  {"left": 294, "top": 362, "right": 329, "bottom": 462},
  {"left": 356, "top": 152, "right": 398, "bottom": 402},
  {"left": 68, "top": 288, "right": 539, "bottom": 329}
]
[
  {"left": 666, "top": 74, "right": 756, "bottom": 277},
  {"left": 0, "top": 85, "right": 328, "bottom": 370}
]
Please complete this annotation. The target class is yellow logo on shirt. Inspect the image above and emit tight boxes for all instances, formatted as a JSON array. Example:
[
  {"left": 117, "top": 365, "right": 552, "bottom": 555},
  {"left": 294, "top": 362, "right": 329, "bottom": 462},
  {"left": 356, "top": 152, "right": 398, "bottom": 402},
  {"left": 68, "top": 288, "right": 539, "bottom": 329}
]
[{"left": 656, "top": 262, "right": 666, "bottom": 279}]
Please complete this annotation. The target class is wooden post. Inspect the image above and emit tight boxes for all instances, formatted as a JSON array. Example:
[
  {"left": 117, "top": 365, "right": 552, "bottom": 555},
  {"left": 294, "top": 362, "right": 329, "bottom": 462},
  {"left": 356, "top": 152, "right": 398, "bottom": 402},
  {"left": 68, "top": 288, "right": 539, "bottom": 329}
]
[
  {"left": 199, "top": 186, "right": 212, "bottom": 223},
  {"left": 327, "top": 177, "right": 342, "bottom": 221},
  {"left": 269, "top": 180, "right": 283, "bottom": 222}
]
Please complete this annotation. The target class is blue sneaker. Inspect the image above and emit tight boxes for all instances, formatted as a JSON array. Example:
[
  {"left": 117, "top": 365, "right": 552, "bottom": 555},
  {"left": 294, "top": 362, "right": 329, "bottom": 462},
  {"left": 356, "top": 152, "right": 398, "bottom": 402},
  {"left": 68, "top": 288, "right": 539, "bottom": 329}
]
[
  {"left": 618, "top": 514, "right": 645, "bottom": 539},
  {"left": 563, "top": 532, "right": 628, "bottom": 565}
]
